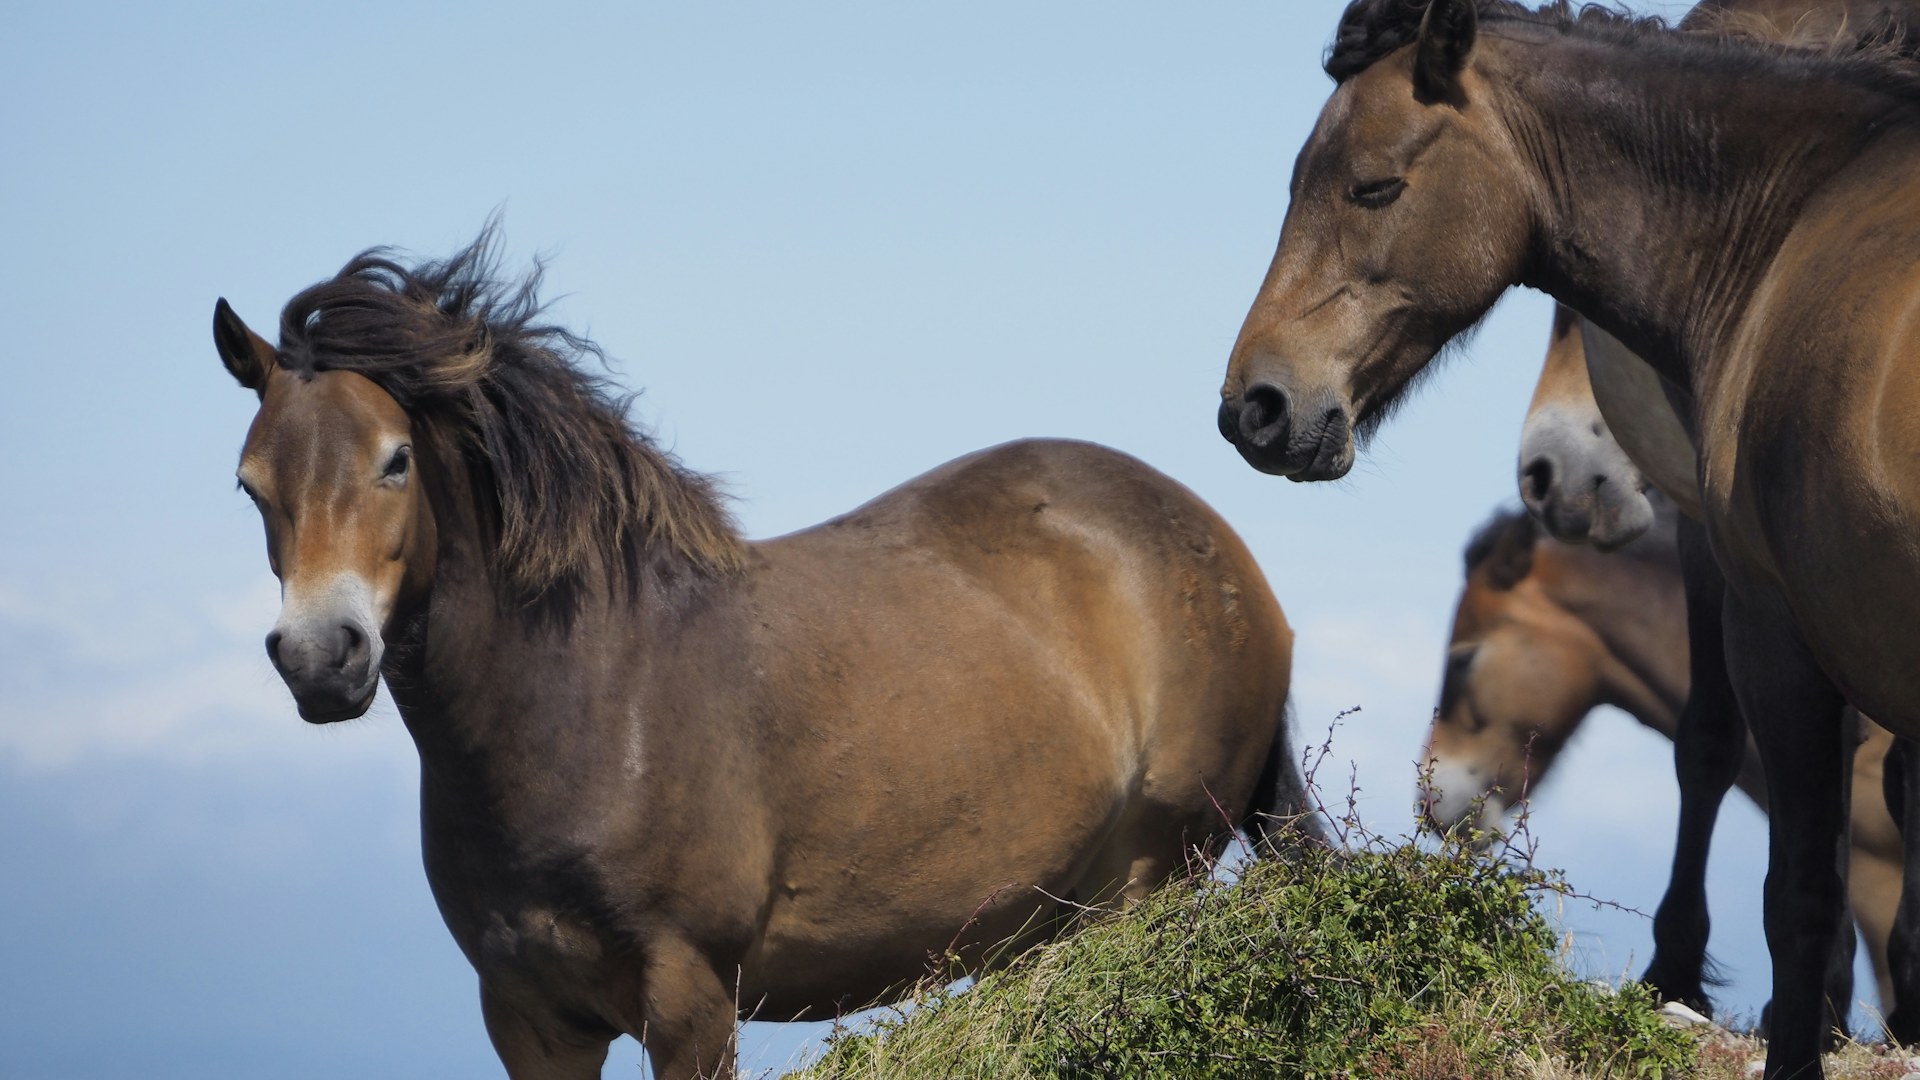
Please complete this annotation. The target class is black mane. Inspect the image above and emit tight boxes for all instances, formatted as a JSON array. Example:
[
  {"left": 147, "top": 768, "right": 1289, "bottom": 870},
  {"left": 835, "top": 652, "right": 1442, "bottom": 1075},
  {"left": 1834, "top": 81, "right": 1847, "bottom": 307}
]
[
  {"left": 1325, "top": 0, "right": 1920, "bottom": 96},
  {"left": 275, "top": 226, "right": 745, "bottom": 604}
]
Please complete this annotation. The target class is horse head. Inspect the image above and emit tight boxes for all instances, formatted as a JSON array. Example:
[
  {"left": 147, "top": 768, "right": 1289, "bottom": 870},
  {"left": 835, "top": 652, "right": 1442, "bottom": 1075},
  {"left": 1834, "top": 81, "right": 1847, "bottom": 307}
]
[
  {"left": 1218, "top": 0, "right": 1529, "bottom": 480},
  {"left": 215, "top": 299, "right": 436, "bottom": 723}
]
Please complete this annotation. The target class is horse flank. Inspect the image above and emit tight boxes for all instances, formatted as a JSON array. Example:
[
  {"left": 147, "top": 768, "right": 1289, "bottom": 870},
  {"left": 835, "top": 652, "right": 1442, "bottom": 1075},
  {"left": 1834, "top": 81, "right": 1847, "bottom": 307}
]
[{"left": 272, "top": 228, "right": 746, "bottom": 603}]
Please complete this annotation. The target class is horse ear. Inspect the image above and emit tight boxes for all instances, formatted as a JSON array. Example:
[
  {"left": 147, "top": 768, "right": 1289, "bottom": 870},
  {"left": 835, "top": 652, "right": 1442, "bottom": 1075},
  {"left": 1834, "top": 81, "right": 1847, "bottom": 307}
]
[
  {"left": 214, "top": 298, "right": 277, "bottom": 395},
  {"left": 1415, "top": 0, "right": 1477, "bottom": 103},
  {"left": 1485, "top": 515, "right": 1537, "bottom": 590}
]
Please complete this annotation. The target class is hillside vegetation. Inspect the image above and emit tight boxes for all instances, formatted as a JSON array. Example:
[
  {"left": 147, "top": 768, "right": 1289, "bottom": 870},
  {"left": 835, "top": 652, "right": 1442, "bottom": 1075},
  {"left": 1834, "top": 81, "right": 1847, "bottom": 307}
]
[{"left": 790, "top": 819, "right": 1702, "bottom": 1080}]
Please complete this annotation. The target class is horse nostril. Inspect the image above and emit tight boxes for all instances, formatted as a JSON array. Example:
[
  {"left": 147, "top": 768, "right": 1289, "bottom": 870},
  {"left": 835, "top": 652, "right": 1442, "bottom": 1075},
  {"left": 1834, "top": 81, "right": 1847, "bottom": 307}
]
[
  {"left": 1238, "top": 383, "right": 1291, "bottom": 446},
  {"left": 264, "top": 629, "right": 286, "bottom": 668},
  {"left": 1522, "top": 457, "right": 1554, "bottom": 502},
  {"left": 1216, "top": 400, "right": 1239, "bottom": 443},
  {"left": 338, "top": 623, "right": 366, "bottom": 669}
]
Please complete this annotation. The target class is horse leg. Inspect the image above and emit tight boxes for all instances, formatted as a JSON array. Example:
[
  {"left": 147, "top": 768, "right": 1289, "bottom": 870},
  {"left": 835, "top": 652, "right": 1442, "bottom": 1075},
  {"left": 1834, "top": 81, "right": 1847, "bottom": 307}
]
[
  {"left": 640, "top": 938, "right": 741, "bottom": 1080},
  {"left": 1881, "top": 733, "right": 1920, "bottom": 1044},
  {"left": 1726, "top": 591, "right": 1851, "bottom": 1080},
  {"left": 1847, "top": 841, "right": 1900, "bottom": 1027},
  {"left": 1641, "top": 520, "right": 1743, "bottom": 1016},
  {"left": 480, "top": 985, "right": 612, "bottom": 1080},
  {"left": 1822, "top": 708, "right": 1862, "bottom": 1045}
]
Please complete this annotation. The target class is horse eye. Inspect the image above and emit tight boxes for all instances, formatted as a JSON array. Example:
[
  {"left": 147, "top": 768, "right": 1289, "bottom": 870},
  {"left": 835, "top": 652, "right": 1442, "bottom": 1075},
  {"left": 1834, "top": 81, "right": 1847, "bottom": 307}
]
[
  {"left": 236, "top": 478, "right": 263, "bottom": 505},
  {"left": 383, "top": 445, "right": 412, "bottom": 481},
  {"left": 1348, "top": 177, "right": 1406, "bottom": 208}
]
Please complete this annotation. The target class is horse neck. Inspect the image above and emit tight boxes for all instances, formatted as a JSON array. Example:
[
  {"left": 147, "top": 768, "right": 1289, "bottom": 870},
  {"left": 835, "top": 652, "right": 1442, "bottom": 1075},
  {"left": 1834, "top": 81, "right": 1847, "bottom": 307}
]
[
  {"left": 1490, "top": 29, "right": 1907, "bottom": 391},
  {"left": 1533, "top": 537, "right": 1690, "bottom": 727},
  {"left": 384, "top": 435, "right": 707, "bottom": 816}
]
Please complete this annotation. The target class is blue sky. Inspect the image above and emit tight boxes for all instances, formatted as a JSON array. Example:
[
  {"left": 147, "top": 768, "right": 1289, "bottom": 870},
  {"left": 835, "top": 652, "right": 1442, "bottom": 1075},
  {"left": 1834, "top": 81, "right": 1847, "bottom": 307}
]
[{"left": 2, "top": 2, "right": 1825, "bottom": 1077}]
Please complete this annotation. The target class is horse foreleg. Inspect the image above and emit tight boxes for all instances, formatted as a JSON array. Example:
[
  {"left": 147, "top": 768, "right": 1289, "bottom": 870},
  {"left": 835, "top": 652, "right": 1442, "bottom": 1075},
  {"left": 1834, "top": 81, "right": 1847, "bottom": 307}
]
[
  {"left": 1881, "top": 733, "right": 1920, "bottom": 1044},
  {"left": 1727, "top": 591, "right": 1852, "bottom": 1080},
  {"left": 480, "top": 984, "right": 612, "bottom": 1080},
  {"left": 1642, "top": 522, "right": 1744, "bottom": 1016},
  {"left": 640, "top": 938, "right": 740, "bottom": 1080}
]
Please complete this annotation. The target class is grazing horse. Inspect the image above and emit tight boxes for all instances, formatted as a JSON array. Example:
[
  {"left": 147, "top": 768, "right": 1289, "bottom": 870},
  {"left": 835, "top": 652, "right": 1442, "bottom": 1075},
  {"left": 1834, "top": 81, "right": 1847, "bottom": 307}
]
[
  {"left": 1420, "top": 504, "right": 1912, "bottom": 1017},
  {"left": 1215, "top": 2, "right": 1920, "bottom": 1073},
  {"left": 216, "top": 233, "right": 1311, "bottom": 1080}
]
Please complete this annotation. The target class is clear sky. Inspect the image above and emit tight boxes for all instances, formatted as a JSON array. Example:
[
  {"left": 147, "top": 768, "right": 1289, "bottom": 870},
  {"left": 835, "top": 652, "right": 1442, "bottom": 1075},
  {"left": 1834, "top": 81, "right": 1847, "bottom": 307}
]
[{"left": 4, "top": 2, "right": 1830, "bottom": 1078}]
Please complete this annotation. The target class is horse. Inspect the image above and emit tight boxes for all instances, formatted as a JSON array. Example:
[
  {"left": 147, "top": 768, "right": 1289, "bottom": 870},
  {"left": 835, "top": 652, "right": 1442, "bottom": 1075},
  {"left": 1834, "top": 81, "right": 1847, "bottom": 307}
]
[
  {"left": 1215, "top": 2, "right": 1920, "bottom": 1073},
  {"left": 1420, "top": 503, "right": 1913, "bottom": 1017},
  {"left": 1506, "top": 0, "right": 1920, "bottom": 1044},
  {"left": 215, "top": 231, "right": 1313, "bottom": 1080},
  {"left": 1512, "top": 0, "right": 1920, "bottom": 544}
]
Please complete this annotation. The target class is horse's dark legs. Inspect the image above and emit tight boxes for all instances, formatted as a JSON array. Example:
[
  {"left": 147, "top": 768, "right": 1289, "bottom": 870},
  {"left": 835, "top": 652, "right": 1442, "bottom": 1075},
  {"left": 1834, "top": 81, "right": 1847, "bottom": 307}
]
[
  {"left": 1727, "top": 591, "right": 1852, "bottom": 1080},
  {"left": 1824, "top": 709, "right": 1861, "bottom": 1043},
  {"left": 1881, "top": 733, "right": 1920, "bottom": 1043},
  {"left": 481, "top": 984, "right": 612, "bottom": 1080},
  {"left": 1641, "top": 519, "right": 1743, "bottom": 1016}
]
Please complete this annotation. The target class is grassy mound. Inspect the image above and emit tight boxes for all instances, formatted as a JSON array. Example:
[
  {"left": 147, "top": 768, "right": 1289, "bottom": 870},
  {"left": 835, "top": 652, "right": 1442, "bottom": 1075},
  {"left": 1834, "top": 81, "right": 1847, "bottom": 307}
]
[{"left": 791, "top": 832, "right": 1696, "bottom": 1079}]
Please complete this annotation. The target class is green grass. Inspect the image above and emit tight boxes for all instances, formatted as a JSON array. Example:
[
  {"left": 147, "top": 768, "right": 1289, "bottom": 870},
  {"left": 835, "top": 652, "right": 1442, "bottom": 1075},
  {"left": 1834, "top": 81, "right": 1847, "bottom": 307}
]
[{"left": 789, "top": 824, "right": 1698, "bottom": 1080}]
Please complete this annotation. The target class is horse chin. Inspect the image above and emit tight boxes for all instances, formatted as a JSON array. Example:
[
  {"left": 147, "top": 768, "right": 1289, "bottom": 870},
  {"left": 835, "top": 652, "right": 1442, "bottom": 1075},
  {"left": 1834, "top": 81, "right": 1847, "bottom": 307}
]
[
  {"left": 1290, "top": 431, "right": 1355, "bottom": 483},
  {"left": 1234, "top": 430, "right": 1356, "bottom": 482},
  {"left": 294, "top": 681, "right": 380, "bottom": 725},
  {"left": 1584, "top": 491, "right": 1657, "bottom": 553}
]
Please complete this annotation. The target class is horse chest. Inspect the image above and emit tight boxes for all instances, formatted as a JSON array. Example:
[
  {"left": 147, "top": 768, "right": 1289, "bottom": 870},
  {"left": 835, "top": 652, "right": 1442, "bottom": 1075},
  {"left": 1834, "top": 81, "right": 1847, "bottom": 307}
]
[{"left": 473, "top": 904, "right": 611, "bottom": 983}]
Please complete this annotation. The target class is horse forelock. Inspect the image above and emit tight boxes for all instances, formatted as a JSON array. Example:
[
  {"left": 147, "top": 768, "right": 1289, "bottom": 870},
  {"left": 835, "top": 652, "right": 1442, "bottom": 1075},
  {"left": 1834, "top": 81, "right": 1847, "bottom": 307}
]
[
  {"left": 1324, "top": 0, "right": 1920, "bottom": 95},
  {"left": 272, "top": 226, "right": 746, "bottom": 605},
  {"left": 1462, "top": 506, "right": 1537, "bottom": 590}
]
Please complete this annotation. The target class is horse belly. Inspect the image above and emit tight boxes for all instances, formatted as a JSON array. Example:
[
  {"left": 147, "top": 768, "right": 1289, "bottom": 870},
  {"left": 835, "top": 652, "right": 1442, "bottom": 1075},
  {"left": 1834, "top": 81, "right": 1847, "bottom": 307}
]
[
  {"left": 739, "top": 731, "right": 1131, "bottom": 1018},
  {"left": 1710, "top": 370, "right": 1920, "bottom": 735}
]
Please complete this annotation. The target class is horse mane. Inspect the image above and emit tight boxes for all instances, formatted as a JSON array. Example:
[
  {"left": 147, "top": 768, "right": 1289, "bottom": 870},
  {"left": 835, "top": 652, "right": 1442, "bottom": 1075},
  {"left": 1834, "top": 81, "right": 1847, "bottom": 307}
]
[
  {"left": 274, "top": 227, "right": 746, "bottom": 604},
  {"left": 1325, "top": 0, "right": 1920, "bottom": 96},
  {"left": 1462, "top": 506, "right": 1538, "bottom": 591}
]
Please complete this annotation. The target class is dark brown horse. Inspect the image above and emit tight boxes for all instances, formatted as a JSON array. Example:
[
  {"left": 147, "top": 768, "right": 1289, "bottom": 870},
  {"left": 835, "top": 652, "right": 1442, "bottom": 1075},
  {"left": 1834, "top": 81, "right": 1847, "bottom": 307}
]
[
  {"left": 1504, "top": 0, "right": 1920, "bottom": 1041},
  {"left": 1420, "top": 504, "right": 1915, "bottom": 1017},
  {"left": 216, "top": 233, "right": 1310, "bottom": 1079},
  {"left": 1216, "top": 3, "right": 1920, "bottom": 1074}
]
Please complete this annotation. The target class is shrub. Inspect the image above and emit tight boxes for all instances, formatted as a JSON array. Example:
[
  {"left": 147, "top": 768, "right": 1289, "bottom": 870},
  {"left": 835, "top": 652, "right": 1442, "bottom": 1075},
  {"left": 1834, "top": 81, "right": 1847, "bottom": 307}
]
[{"left": 792, "top": 825, "right": 1696, "bottom": 1080}]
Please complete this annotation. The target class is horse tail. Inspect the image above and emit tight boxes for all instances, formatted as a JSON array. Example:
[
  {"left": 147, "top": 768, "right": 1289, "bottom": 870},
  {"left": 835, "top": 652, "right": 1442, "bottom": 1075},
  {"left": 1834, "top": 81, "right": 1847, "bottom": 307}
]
[{"left": 1241, "top": 698, "right": 1328, "bottom": 855}]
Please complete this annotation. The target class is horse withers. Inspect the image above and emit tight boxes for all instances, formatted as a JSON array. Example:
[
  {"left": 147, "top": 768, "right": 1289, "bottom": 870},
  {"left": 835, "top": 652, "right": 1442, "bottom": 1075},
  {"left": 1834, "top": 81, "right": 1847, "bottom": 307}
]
[
  {"left": 217, "top": 233, "right": 1313, "bottom": 1080},
  {"left": 1217, "top": 3, "right": 1920, "bottom": 1074}
]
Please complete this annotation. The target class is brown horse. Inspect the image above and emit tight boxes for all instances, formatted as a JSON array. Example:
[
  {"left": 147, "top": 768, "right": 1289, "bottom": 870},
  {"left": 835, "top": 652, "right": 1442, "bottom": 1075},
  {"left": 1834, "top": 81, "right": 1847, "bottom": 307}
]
[
  {"left": 1216, "top": 2, "right": 1920, "bottom": 1073},
  {"left": 1511, "top": 6, "right": 1920, "bottom": 1029},
  {"left": 1420, "top": 504, "right": 1912, "bottom": 1015},
  {"left": 1513, "top": 0, "right": 1920, "bottom": 547},
  {"left": 215, "top": 232, "right": 1310, "bottom": 1080}
]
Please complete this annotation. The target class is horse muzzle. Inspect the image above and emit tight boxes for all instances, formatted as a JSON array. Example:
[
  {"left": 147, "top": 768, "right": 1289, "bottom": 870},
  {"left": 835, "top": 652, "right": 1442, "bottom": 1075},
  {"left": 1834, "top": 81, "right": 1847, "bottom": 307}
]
[
  {"left": 266, "top": 616, "right": 381, "bottom": 723},
  {"left": 1516, "top": 429, "right": 1656, "bottom": 552},
  {"left": 1419, "top": 757, "right": 1504, "bottom": 832},
  {"left": 1217, "top": 382, "right": 1355, "bottom": 481}
]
